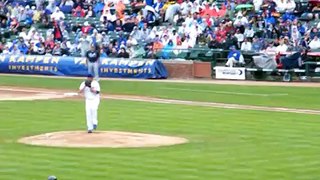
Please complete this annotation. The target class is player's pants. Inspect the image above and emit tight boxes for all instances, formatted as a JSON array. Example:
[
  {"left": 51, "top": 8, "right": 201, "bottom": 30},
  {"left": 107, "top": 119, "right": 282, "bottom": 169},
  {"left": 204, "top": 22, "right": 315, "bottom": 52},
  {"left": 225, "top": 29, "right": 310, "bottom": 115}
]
[
  {"left": 85, "top": 99, "right": 100, "bottom": 130},
  {"left": 225, "top": 56, "right": 245, "bottom": 67},
  {"left": 88, "top": 61, "right": 99, "bottom": 80}
]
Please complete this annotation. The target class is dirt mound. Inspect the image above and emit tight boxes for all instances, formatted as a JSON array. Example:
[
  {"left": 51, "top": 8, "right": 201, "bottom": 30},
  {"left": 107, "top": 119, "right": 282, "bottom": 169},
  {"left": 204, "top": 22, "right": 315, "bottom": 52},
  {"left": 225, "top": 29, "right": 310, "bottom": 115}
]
[{"left": 18, "top": 131, "right": 189, "bottom": 148}]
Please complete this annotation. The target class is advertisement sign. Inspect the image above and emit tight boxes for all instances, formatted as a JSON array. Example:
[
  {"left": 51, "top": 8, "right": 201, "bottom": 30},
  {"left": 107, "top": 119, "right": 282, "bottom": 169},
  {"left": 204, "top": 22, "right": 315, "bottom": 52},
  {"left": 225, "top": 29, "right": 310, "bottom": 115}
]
[
  {"left": 215, "top": 66, "right": 246, "bottom": 80},
  {"left": 0, "top": 55, "right": 168, "bottom": 79}
]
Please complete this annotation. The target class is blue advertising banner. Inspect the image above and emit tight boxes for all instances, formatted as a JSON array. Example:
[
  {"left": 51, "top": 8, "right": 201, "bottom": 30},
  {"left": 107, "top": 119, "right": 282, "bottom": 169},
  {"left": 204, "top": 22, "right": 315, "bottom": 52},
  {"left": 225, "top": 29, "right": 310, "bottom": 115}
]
[{"left": 0, "top": 55, "right": 168, "bottom": 79}]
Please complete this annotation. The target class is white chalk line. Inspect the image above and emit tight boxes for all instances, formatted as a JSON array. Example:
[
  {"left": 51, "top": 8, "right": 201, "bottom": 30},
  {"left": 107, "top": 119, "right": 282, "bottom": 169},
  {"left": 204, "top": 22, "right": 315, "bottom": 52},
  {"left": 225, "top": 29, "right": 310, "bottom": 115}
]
[
  {"left": 0, "top": 87, "right": 319, "bottom": 115},
  {"left": 104, "top": 96, "right": 320, "bottom": 115},
  {"left": 161, "top": 87, "right": 289, "bottom": 97}
]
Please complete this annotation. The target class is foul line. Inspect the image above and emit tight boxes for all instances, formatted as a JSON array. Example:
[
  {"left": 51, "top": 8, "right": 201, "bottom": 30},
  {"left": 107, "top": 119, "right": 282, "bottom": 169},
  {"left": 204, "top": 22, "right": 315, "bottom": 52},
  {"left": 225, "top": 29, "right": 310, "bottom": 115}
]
[
  {"left": 1, "top": 87, "right": 319, "bottom": 115},
  {"left": 161, "top": 87, "right": 288, "bottom": 97}
]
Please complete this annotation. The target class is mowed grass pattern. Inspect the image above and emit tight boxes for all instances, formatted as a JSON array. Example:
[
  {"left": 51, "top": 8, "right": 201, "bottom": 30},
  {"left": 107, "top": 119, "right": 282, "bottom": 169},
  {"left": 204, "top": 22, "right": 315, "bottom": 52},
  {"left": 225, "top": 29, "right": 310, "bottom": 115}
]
[
  {"left": 1, "top": 75, "right": 320, "bottom": 109},
  {"left": 0, "top": 100, "right": 319, "bottom": 180}
]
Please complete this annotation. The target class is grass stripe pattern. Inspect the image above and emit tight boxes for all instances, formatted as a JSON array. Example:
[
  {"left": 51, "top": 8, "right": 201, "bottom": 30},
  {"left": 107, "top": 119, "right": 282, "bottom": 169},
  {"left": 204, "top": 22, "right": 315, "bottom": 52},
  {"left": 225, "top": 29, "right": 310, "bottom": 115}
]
[{"left": 0, "top": 100, "right": 319, "bottom": 180}]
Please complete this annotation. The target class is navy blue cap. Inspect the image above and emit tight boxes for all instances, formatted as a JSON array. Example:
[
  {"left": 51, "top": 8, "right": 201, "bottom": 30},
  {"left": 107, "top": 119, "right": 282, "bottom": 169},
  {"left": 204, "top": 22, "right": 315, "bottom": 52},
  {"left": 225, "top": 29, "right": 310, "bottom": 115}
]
[{"left": 87, "top": 74, "right": 93, "bottom": 78}]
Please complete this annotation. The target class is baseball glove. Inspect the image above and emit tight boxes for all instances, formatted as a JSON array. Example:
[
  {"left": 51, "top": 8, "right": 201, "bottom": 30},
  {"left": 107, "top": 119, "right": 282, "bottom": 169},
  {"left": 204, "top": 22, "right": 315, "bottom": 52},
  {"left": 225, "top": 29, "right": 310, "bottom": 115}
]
[{"left": 85, "top": 80, "right": 92, "bottom": 88}]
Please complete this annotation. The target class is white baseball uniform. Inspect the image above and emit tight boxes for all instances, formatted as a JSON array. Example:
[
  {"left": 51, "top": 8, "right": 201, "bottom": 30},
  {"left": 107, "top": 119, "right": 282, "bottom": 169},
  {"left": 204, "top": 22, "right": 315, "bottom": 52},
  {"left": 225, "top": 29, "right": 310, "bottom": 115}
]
[{"left": 79, "top": 80, "right": 100, "bottom": 131}]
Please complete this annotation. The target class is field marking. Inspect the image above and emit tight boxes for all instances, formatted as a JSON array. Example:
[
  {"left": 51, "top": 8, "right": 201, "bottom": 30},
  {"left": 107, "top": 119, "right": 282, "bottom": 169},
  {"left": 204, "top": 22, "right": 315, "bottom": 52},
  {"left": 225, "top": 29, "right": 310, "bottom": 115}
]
[
  {"left": 104, "top": 96, "right": 320, "bottom": 115},
  {"left": 1, "top": 73, "right": 320, "bottom": 87},
  {"left": 0, "top": 87, "right": 319, "bottom": 115},
  {"left": 161, "top": 87, "right": 289, "bottom": 97}
]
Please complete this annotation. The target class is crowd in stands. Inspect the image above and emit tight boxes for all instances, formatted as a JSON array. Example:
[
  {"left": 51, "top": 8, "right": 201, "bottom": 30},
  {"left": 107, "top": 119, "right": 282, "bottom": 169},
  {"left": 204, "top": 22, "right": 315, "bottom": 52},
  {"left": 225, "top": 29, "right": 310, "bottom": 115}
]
[{"left": 0, "top": 0, "right": 320, "bottom": 65}]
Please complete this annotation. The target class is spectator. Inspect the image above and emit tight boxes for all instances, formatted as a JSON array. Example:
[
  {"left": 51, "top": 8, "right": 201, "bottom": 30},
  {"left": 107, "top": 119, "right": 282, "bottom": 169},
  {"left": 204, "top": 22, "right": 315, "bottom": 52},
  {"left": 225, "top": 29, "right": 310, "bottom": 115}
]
[
  {"left": 225, "top": 45, "right": 245, "bottom": 67},
  {"left": 94, "top": 0, "right": 105, "bottom": 16},
  {"left": 241, "top": 38, "right": 252, "bottom": 51},
  {"left": 35, "top": 0, "right": 44, "bottom": 10},
  {"left": 82, "top": 21, "right": 92, "bottom": 34},
  {"left": 32, "top": 7, "right": 42, "bottom": 23},
  {"left": 100, "top": 46, "right": 108, "bottom": 57},
  {"left": 117, "top": 47, "right": 130, "bottom": 58},
  {"left": 73, "top": 0, "right": 84, "bottom": 9},
  {"left": 153, "top": 0, "right": 164, "bottom": 14},
  {"left": 2, "top": 46, "right": 10, "bottom": 55},
  {"left": 234, "top": 29, "right": 244, "bottom": 48},
  {"left": 312, "top": 4, "right": 320, "bottom": 20},
  {"left": 79, "top": 34, "right": 91, "bottom": 57},
  {"left": 85, "top": 5, "right": 95, "bottom": 18},
  {"left": 309, "top": 36, "right": 320, "bottom": 50},
  {"left": 61, "top": 0, "right": 74, "bottom": 7},
  {"left": 51, "top": 7, "right": 65, "bottom": 21},
  {"left": 162, "top": 39, "right": 174, "bottom": 59},
  {"left": 10, "top": 45, "right": 22, "bottom": 55},
  {"left": 276, "top": 38, "right": 289, "bottom": 53},
  {"left": 9, "top": 16, "right": 20, "bottom": 34},
  {"left": 114, "top": 19, "right": 123, "bottom": 32},
  {"left": 253, "top": 0, "right": 263, "bottom": 12},
  {"left": 0, "top": 19, "right": 7, "bottom": 28},
  {"left": 73, "top": 5, "right": 86, "bottom": 17},
  {"left": 52, "top": 42, "right": 62, "bottom": 56},
  {"left": 17, "top": 7, "right": 27, "bottom": 22},
  {"left": 11, "top": 4, "right": 20, "bottom": 18},
  {"left": 122, "top": 16, "right": 136, "bottom": 32},
  {"left": 116, "top": 0, "right": 126, "bottom": 19},
  {"left": 252, "top": 37, "right": 262, "bottom": 52}
]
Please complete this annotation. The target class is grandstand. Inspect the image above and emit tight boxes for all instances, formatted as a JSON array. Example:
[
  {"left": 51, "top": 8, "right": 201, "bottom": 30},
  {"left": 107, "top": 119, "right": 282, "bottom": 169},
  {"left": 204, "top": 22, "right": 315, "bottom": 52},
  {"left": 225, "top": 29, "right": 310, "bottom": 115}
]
[{"left": 0, "top": 0, "right": 320, "bottom": 80}]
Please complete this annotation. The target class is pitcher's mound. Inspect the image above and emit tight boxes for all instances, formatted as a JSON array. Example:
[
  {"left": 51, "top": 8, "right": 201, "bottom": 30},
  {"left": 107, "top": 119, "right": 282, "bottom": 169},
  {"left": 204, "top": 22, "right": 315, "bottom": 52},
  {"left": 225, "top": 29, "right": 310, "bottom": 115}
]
[{"left": 18, "top": 131, "right": 188, "bottom": 148}]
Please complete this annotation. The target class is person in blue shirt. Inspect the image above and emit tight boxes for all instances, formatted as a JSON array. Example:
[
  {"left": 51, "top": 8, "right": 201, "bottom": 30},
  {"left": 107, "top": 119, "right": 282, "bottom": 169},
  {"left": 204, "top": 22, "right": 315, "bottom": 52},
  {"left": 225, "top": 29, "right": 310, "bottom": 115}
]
[
  {"left": 162, "top": 40, "right": 174, "bottom": 59},
  {"left": 94, "top": 0, "right": 105, "bottom": 16},
  {"left": 252, "top": 37, "right": 262, "bottom": 52},
  {"left": 225, "top": 45, "right": 245, "bottom": 67},
  {"left": 153, "top": 0, "right": 164, "bottom": 14}
]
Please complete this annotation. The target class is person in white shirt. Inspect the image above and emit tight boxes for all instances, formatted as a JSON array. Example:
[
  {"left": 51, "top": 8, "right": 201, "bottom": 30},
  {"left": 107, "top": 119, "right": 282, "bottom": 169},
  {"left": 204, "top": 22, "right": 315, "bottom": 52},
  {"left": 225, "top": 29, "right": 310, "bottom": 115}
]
[
  {"left": 234, "top": 29, "right": 244, "bottom": 47},
  {"left": 19, "top": 28, "right": 29, "bottom": 41},
  {"left": 233, "top": 11, "right": 248, "bottom": 26},
  {"left": 241, "top": 38, "right": 252, "bottom": 51},
  {"left": 276, "top": 39, "right": 289, "bottom": 53},
  {"left": 65, "top": 0, "right": 74, "bottom": 6},
  {"left": 180, "top": 0, "right": 192, "bottom": 15},
  {"left": 286, "top": 0, "right": 296, "bottom": 12},
  {"left": 309, "top": 36, "right": 320, "bottom": 50},
  {"left": 253, "top": 0, "right": 263, "bottom": 11},
  {"left": 244, "top": 25, "right": 255, "bottom": 38},
  {"left": 78, "top": 74, "right": 101, "bottom": 133},
  {"left": 50, "top": 7, "right": 65, "bottom": 21}
]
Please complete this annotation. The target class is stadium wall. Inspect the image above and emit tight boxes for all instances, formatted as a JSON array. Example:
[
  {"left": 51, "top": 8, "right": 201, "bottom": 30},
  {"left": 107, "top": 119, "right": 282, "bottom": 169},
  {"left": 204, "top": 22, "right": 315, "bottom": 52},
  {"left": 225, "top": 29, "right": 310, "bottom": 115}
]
[{"left": 162, "top": 61, "right": 212, "bottom": 79}]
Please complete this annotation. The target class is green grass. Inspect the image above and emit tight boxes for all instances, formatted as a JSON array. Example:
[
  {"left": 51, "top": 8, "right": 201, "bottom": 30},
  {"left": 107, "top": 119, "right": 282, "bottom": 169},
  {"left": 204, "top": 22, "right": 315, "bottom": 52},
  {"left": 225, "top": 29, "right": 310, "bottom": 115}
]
[
  {"left": 0, "top": 100, "right": 320, "bottom": 180},
  {"left": 0, "top": 75, "right": 320, "bottom": 179},
  {"left": 0, "top": 75, "right": 319, "bottom": 109}
]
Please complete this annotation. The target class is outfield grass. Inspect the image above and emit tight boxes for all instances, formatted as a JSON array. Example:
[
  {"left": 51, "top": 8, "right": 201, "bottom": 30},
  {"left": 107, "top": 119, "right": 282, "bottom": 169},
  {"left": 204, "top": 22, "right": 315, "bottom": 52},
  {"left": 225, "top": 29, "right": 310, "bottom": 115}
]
[
  {"left": 0, "top": 75, "right": 320, "bottom": 180},
  {"left": 0, "top": 99, "right": 320, "bottom": 180},
  {"left": 0, "top": 75, "right": 319, "bottom": 109}
]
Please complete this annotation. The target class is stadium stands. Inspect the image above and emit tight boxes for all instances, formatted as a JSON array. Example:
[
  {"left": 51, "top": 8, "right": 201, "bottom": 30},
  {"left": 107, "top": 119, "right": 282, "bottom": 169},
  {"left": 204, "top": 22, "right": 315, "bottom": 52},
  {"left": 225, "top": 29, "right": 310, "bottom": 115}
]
[{"left": 0, "top": 0, "right": 320, "bottom": 72}]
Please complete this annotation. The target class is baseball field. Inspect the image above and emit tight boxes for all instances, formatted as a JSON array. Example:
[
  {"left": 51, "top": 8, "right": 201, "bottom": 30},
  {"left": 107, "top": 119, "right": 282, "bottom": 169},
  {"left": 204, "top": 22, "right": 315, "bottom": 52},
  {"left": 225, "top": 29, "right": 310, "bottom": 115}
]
[{"left": 0, "top": 74, "right": 319, "bottom": 180}]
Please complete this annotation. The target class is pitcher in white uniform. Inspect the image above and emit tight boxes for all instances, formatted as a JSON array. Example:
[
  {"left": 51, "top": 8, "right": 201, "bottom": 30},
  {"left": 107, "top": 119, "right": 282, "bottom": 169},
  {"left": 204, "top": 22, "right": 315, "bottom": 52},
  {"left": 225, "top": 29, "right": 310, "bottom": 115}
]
[{"left": 78, "top": 74, "right": 101, "bottom": 133}]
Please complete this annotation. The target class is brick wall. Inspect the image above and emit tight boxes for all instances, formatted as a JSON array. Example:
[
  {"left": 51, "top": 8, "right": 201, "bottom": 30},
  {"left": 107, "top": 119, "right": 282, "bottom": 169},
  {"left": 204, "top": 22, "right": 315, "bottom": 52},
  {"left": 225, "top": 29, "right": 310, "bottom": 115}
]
[{"left": 162, "top": 61, "right": 212, "bottom": 79}]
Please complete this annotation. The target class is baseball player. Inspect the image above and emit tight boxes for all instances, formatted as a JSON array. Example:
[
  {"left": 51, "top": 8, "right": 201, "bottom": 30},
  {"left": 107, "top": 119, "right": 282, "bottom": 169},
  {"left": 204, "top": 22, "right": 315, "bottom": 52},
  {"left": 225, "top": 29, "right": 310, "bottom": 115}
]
[
  {"left": 78, "top": 74, "right": 101, "bottom": 133},
  {"left": 48, "top": 175, "right": 57, "bottom": 180}
]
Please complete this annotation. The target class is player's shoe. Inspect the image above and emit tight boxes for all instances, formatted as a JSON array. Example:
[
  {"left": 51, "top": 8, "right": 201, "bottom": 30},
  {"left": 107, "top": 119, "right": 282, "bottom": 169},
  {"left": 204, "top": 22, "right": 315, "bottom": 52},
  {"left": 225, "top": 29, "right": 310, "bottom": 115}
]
[
  {"left": 93, "top": 124, "right": 97, "bottom": 130},
  {"left": 88, "top": 130, "right": 93, "bottom": 133}
]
